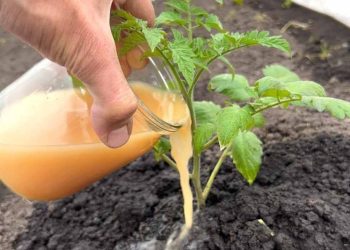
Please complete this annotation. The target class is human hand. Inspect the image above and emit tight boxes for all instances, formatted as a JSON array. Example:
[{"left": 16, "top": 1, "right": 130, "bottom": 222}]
[{"left": 0, "top": 0, "right": 155, "bottom": 147}]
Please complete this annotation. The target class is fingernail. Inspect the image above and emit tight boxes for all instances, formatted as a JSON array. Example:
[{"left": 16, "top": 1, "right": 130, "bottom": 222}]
[{"left": 107, "top": 125, "right": 130, "bottom": 148}]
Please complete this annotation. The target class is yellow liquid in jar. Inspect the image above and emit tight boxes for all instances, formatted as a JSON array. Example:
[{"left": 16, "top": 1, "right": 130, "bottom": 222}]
[{"left": 0, "top": 82, "right": 194, "bottom": 228}]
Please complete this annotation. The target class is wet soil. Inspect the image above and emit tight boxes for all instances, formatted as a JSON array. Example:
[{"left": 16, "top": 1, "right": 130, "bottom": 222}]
[{"left": 1, "top": 0, "right": 350, "bottom": 249}]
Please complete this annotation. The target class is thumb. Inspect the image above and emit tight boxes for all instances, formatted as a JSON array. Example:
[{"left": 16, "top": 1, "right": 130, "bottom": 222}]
[
  {"left": 69, "top": 23, "right": 137, "bottom": 148},
  {"left": 71, "top": 0, "right": 137, "bottom": 148},
  {"left": 77, "top": 55, "right": 138, "bottom": 148}
]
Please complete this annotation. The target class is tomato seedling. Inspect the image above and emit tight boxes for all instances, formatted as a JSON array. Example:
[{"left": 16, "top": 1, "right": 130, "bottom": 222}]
[{"left": 112, "top": 0, "right": 350, "bottom": 211}]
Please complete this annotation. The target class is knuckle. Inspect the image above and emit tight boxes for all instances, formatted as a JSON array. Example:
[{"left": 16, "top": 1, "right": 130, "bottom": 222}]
[{"left": 95, "top": 93, "right": 138, "bottom": 125}]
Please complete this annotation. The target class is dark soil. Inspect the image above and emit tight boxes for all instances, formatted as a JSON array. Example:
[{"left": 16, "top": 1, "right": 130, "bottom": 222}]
[
  {"left": 1, "top": 0, "right": 350, "bottom": 249},
  {"left": 14, "top": 133, "right": 350, "bottom": 250}
]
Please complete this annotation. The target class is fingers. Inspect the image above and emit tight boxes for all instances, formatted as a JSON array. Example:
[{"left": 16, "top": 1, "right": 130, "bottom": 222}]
[
  {"left": 120, "top": 0, "right": 155, "bottom": 26},
  {"left": 113, "top": 0, "right": 154, "bottom": 71}
]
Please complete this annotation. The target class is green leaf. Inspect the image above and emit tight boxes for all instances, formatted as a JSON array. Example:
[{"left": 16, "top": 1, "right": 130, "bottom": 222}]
[
  {"left": 194, "top": 101, "right": 221, "bottom": 125},
  {"left": 242, "top": 105, "right": 265, "bottom": 127},
  {"left": 263, "top": 64, "right": 300, "bottom": 82},
  {"left": 191, "top": 6, "right": 209, "bottom": 16},
  {"left": 165, "top": 0, "right": 189, "bottom": 13},
  {"left": 294, "top": 96, "right": 350, "bottom": 120},
  {"left": 194, "top": 123, "right": 216, "bottom": 154},
  {"left": 140, "top": 24, "right": 164, "bottom": 52},
  {"left": 192, "top": 37, "right": 206, "bottom": 53},
  {"left": 169, "top": 30, "right": 196, "bottom": 84},
  {"left": 217, "top": 106, "right": 254, "bottom": 147},
  {"left": 283, "top": 81, "right": 326, "bottom": 97},
  {"left": 203, "top": 14, "right": 224, "bottom": 32},
  {"left": 256, "top": 76, "right": 292, "bottom": 99},
  {"left": 193, "top": 101, "right": 221, "bottom": 154},
  {"left": 256, "top": 76, "right": 325, "bottom": 98},
  {"left": 232, "top": 131, "right": 262, "bottom": 185},
  {"left": 111, "top": 18, "right": 139, "bottom": 42},
  {"left": 209, "top": 74, "right": 257, "bottom": 101},
  {"left": 112, "top": 9, "right": 137, "bottom": 21},
  {"left": 156, "top": 11, "right": 186, "bottom": 26},
  {"left": 153, "top": 137, "right": 171, "bottom": 161},
  {"left": 233, "top": 31, "right": 291, "bottom": 53},
  {"left": 119, "top": 32, "right": 146, "bottom": 56},
  {"left": 210, "top": 33, "right": 236, "bottom": 54},
  {"left": 252, "top": 113, "right": 265, "bottom": 127},
  {"left": 111, "top": 25, "right": 123, "bottom": 42},
  {"left": 260, "top": 35, "right": 291, "bottom": 53},
  {"left": 215, "top": 0, "right": 224, "bottom": 4}
]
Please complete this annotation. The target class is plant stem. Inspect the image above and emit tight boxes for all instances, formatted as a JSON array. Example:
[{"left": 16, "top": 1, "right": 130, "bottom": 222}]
[
  {"left": 156, "top": 48, "right": 189, "bottom": 100},
  {"left": 203, "top": 135, "right": 218, "bottom": 151},
  {"left": 192, "top": 153, "right": 205, "bottom": 208},
  {"left": 160, "top": 154, "right": 178, "bottom": 172},
  {"left": 157, "top": 47, "right": 204, "bottom": 208},
  {"left": 186, "top": 0, "right": 193, "bottom": 42},
  {"left": 251, "top": 97, "right": 302, "bottom": 115},
  {"left": 202, "top": 143, "right": 231, "bottom": 201}
]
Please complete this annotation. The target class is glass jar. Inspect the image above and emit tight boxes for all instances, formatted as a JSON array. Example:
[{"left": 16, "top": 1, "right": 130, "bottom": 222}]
[{"left": 0, "top": 58, "right": 186, "bottom": 201}]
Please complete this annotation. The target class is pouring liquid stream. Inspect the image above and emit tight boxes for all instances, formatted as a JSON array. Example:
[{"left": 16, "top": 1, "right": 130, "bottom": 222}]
[{"left": 0, "top": 82, "right": 193, "bottom": 229}]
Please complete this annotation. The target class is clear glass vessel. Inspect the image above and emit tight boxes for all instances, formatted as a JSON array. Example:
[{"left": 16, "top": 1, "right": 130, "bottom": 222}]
[{"left": 0, "top": 58, "right": 185, "bottom": 201}]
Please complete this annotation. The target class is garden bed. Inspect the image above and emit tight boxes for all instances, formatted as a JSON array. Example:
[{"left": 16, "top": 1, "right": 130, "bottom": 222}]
[{"left": 1, "top": 0, "right": 350, "bottom": 249}]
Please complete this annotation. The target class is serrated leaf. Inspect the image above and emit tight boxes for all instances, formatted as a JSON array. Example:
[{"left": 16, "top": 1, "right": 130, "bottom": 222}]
[
  {"left": 256, "top": 76, "right": 325, "bottom": 99},
  {"left": 140, "top": 24, "right": 164, "bottom": 52},
  {"left": 209, "top": 74, "right": 257, "bottom": 101},
  {"left": 119, "top": 32, "right": 146, "bottom": 56},
  {"left": 256, "top": 76, "right": 292, "bottom": 98},
  {"left": 217, "top": 106, "right": 254, "bottom": 147},
  {"left": 191, "top": 6, "right": 209, "bottom": 16},
  {"left": 111, "top": 18, "right": 139, "bottom": 42},
  {"left": 203, "top": 14, "right": 224, "bottom": 32},
  {"left": 165, "top": 0, "right": 189, "bottom": 13},
  {"left": 112, "top": 9, "right": 136, "bottom": 21},
  {"left": 156, "top": 11, "right": 186, "bottom": 26},
  {"left": 192, "top": 37, "right": 206, "bottom": 52},
  {"left": 260, "top": 35, "right": 291, "bottom": 53},
  {"left": 211, "top": 33, "right": 236, "bottom": 54},
  {"left": 154, "top": 137, "right": 171, "bottom": 162},
  {"left": 294, "top": 96, "right": 350, "bottom": 120},
  {"left": 194, "top": 101, "right": 221, "bottom": 125},
  {"left": 232, "top": 131, "right": 262, "bottom": 185},
  {"left": 263, "top": 64, "right": 300, "bottom": 82},
  {"left": 194, "top": 124, "right": 216, "bottom": 154},
  {"left": 169, "top": 31, "right": 196, "bottom": 84},
  {"left": 283, "top": 81, "right": 326, "bottom": 97},
  {"left": 233, "top": 31, "right": 291, "bottom": 53}
]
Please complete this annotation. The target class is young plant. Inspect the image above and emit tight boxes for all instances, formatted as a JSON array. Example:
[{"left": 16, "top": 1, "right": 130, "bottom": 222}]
[{"left": 112, "top": 0, "right": 350, "bottom": 209}]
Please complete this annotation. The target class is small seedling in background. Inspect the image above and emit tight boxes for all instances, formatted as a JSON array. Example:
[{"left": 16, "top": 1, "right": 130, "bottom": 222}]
[
  {"left": 282, "top": 0, "right": 293, "bottom": 8},
  {"left": 319, "top": 41, "right": 331, "bottom": 60},
  {"left": 112, "top": 0, "right": 350, "bottom": 218}
]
